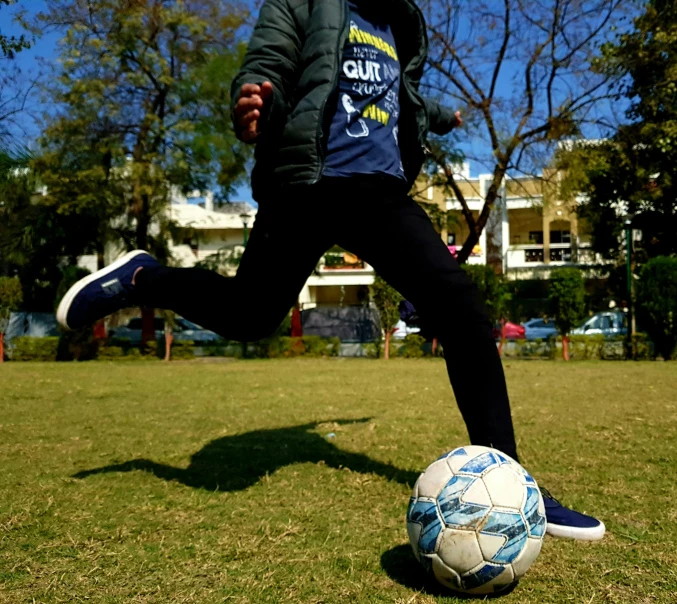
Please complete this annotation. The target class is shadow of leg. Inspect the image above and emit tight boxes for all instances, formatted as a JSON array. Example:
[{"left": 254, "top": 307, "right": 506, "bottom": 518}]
[{"left": 73, "top": 459, "right": 186, "bottom": 484}]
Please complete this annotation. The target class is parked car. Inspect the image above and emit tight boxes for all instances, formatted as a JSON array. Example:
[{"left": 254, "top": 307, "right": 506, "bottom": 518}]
[
  {"left": 570, "top": 311, "right": 628, "bottom": 337},
  {"left": 522, "top": 318, "right": 559, "bottom": 341},
  {"left": 492, "top": 322, "right": 526, "bottom": 341},
  {"left": 108, "top": 317, "right": 222, "bottom": 344}
]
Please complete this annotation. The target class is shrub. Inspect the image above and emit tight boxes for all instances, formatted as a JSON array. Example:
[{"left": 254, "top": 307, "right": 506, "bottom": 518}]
[
  {"left": 462, "top": 265, "right": 511, "bottom": 324},
  {"left": 97, "top": 346, "right": 125, "bottom": 359},
  {"left": 11, "top": 337, "right": 59, "bottom": 361},
  {"left": 636, "top": 256, "right": 677, "bottom": 360},
  {"left": 0, "top": 276, "right": 23, "bottom": 362},
  {"left": 170, "top": 341, "right": 195, "bottom": 360},
  {"left": 370, "top": 275, "right": 403, "bottom": 359},
  {"left": 548, "top": 268, "right": 586, "bottom": 360},
  {"left": 399, "top": 334, "right": 425, "bottom": 358},
  {"left": 278, "top": 336, "right": 340, "bottom": 358}
]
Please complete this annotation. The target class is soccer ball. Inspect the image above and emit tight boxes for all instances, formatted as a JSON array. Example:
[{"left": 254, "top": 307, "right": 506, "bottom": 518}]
[{"left": 406, "top": 445, "right": 546, "bottom": 595}]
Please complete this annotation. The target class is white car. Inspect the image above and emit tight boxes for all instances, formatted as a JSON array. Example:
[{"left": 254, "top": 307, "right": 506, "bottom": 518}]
[{"left": 392, "top": 320, "right": 421, "bottom": 340}]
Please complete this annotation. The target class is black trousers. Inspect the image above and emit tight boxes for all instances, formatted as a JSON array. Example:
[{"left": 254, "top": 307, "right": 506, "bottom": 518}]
[{"left": 136, "top": 177, "right": 519, "bottom": 459}]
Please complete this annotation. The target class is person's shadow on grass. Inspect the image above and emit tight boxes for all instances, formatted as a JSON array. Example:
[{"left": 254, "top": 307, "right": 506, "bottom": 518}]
[{"left": 73, "top": 418, "right": 418, "bottom": 491}]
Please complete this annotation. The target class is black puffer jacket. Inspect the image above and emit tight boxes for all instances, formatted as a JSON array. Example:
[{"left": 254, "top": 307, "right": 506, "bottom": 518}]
[{"left": 231, "top": 0, "right": 457, "bottom": 200}]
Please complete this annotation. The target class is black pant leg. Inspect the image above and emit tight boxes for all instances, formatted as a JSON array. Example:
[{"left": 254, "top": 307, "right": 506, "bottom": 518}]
[
  {"left": 135, "top": 201, "right": 331, "bottom": 341},
  {"left": 336, "top": 188, "right": 519, "bottom": 460}
]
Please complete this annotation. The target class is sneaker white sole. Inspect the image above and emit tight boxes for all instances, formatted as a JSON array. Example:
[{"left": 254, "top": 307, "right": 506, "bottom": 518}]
[
  {"left": 56, "top": 250, "right": 149, "bottom": 330},
  {"left": 546, "top": 520, "right": 606, "bottom": 541}
]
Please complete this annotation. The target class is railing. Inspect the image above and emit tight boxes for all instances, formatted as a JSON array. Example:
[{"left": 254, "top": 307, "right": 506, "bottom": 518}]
[{"left": 507, "top": 243, "right": 594, "bottom": 268}]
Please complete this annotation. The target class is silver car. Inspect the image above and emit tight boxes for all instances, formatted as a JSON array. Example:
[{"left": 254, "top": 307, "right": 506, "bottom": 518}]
[
  {"left": 108, "top": 317, "right": 222, "bottom": 344},
  {"left": 571, "top": 311, "right": 628, "bottom": 337}
]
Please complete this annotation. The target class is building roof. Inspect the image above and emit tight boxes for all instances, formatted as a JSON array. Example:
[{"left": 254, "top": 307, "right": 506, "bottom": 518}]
[{"left": 169, "top": 203, "right": 256, "bottom": 230}]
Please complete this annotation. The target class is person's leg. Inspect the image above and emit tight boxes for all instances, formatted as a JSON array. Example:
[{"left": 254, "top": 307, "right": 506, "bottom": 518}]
[
  {"left": 334, "top": 181, "right": 604, "bottom": 540},
  {"left": 134, "top": 204, "right": 330, "bottom": 341},
  {"left": 58, "top": 197, "right": 332, "bottom": 341},
  {"left": 335, "top": 186, "right": 518, "bottom": 459}
]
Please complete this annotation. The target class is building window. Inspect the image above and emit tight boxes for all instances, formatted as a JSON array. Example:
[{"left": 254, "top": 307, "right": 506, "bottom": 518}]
[
  {"left": 550, "top": 230, "right": 571, "bottom": 244},
  {"left": 529, "top": 231, "right": 544, "bottom": 244}
]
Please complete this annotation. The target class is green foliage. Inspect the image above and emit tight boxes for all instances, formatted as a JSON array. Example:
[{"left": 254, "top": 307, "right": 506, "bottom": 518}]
[
  {"left": 399, "top": 334, "right": 425, "bottom": 358},
  {"left": 548, "top": 268, "right": 586, "bottom": 336},
  {"left": 0, "top": 148, "right": 99, "bottom": 310},
  {"left": 370, "top": 274, "right": 403, "bottom": 337},
  {"left": 259, "top": 336, "right": 340, "bottom": 359},
  {"left": 0, "top": 276, "right": 22, "bottom": 332},
  {"left": 33, "top": 0, "right": 250, "bottom": 255},
  {"left": 502, "top": 334, "right": 654, "bottom": 361},
  {"left": 559, "top": 1, "right": 677, "bottom": 262},
  {"left": 147, "top": 339, "right": 194, "bottom": 360},
  {"left": 0, "top": 0, "right": 31, "bottom": 59},
  {"left": 636, "top": 256, "right": 677, "bottom": 359},
  {"left": 462, "top": 265, "right": 511, "bottom": 323},
  {"left": 11, "top": 336, "right": 59, "bottom": 361}
]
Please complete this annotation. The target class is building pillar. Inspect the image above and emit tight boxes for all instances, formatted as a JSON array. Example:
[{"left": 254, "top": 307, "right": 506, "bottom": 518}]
[
  {"left": 569, "top": 212, "right": 579, "bottom": 263},
  {"left": 543, "top": 214, "right": 551, "bottom": 265},
  {"left": 205, "top": 191, "right": 214, "bottom": 212}
]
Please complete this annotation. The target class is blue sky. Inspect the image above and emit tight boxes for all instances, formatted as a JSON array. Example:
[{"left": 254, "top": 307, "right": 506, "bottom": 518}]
[
  {"left": 3, "top": 0, "right": 632, "bottom": 201},
  {"left": 1, "top": 0, "right": 256, "bottom": 202}
]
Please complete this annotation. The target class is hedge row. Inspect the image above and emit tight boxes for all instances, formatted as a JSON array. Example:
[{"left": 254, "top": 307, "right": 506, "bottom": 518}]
[
  {"left": 502, "top": 335, "right": 656, "bottom": 361},
  {"left": 7, "top": 333, "right": 665, "bottom": 362},
  {"left": 8, "top": 335, "right": 341, "bottom": 361}
]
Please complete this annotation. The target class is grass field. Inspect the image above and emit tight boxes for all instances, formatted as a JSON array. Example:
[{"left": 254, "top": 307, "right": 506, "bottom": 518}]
[{"left": 1, "top": 359, "right": 676, "bottom": 603}]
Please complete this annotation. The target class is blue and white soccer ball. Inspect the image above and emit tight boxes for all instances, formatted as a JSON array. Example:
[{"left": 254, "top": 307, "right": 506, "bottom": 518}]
[{"left": 407, "top": 445, "right": 546, "bottom": 595}]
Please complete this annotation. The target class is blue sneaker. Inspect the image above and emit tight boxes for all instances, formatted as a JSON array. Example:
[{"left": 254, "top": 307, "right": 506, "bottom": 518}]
[
  {"left": 541, "top": 487, "right": 606, "bottom": 540},
  {"left": 57, "top": 250, "right": 159, "bottom": 330}
]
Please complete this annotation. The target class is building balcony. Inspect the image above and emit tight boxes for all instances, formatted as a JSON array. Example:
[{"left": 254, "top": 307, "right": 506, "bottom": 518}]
[{"left": 507, "top": 243, "right": 597, "bottom": 269}]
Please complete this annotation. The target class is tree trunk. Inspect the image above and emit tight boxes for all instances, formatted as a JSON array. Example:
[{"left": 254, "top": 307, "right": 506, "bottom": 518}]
[
  {"left": 164, "top": 332, "right": 173, "bottom": 362},
  {"left": 291, "top": 304, "right": 303, "bottom": 338},
  {"left": 498, "top": 319, "right": 506, "bottom": 357},
  {"left": 384, "top": 330, "right": 392, "bottom": 360},
  {"left": 141, "top": 307, "right": 156, "bottom": 348},
  {"left": 0, "top": 332, "right": 4, "bottom": 363},
  {"left": 562, "top": 335, "right": 570, "bottom": 361}
]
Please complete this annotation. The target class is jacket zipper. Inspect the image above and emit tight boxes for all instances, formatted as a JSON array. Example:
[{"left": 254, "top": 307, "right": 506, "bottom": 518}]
[{"left": 314, "top": 0, "right": 348, "bottom": 183}]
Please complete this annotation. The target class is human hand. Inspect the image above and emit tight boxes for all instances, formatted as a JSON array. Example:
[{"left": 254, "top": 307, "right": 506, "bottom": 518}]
[{"left": 234, "top": 81, "right": 274, "bottom": 143}]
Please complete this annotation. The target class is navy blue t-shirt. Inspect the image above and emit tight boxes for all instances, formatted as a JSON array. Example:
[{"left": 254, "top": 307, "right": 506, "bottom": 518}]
[{"left": 323, "top": 1, "right": 405, "bottom": 180}]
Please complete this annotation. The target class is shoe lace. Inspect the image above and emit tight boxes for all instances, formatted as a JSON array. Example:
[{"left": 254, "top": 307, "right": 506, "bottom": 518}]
[{"left": 539, "top": 486, "right": 561, "bottom": 504}]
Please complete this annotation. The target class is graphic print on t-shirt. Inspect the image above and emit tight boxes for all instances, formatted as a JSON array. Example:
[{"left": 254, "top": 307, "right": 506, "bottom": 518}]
[{"left": 323, "top": 2, "right": 405, "bottom": 179}]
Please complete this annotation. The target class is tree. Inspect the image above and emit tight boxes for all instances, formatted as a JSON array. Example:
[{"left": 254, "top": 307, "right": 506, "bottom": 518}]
[
  {"left": 0, "top": 0, "right": 31, "bottom": 59},
  {"left": 419, "top": 0, "right": 628, "bottom": 267},
  {"left": 0, "top": 148, "right": 97, "bottom": 310},
  {"left": 1, "top": 0, "right": 34, "bottom": 146},
  {"left": 558, "top": 0, "right": 677, "bottom": 263},
  {"left": 370, "top": 274, "right": 403, "bottom": 360},
  {"left": 35, "top": 0, "right": 249, "bottom": 252},
  {"left": 548, "top": 267, "right": 586, "bottom": 360},
  {"left": 636, "top": 256, "right": 677, "bottom": 360},
  {"left": 0, "top": 275, "right": 22, "bottom": 362},
  {"left": 463, "top": 264, "right": 511, "bottom": 354},
  {"left": 33, "top": 0, "right": 250, "bottom": 341}
]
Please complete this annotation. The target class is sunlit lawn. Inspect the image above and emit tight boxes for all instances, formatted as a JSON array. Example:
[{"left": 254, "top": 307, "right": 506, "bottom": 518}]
[{"left": 1, "top": 359, "right": 676, "bottom": 603}]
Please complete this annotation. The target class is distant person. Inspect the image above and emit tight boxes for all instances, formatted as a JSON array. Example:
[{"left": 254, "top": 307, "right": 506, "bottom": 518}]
[{"left": 57, "top": 0, "right": 603, "bottom": 540}]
